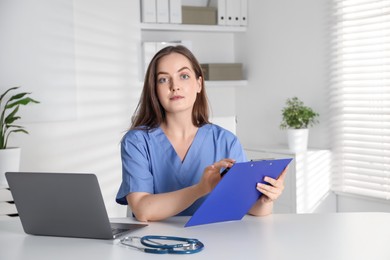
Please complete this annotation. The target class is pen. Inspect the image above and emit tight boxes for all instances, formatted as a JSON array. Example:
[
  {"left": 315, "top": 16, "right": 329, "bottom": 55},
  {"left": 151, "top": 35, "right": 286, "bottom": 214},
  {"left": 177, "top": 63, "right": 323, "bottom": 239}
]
[{"left": 220, "top": 167, "right": 230, "bottom": 177}]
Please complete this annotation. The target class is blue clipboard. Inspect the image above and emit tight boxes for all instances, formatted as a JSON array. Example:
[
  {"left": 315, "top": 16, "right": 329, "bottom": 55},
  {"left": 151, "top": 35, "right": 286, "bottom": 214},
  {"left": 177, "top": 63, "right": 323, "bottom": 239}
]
[{"left": 185, "top": 158, "right": 293, "bottom": 227}]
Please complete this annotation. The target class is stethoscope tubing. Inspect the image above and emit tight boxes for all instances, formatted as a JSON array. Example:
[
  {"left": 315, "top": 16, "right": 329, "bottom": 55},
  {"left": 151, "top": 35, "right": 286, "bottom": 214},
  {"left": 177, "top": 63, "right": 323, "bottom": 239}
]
[{"left": 120, "top": 235, "right": 204, "bottom": 254}]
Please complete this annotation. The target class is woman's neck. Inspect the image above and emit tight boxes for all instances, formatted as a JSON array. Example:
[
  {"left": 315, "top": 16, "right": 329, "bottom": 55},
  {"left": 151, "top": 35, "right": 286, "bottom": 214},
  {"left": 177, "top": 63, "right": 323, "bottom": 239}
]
[
  {"left": 161, "top": 116, "right": 198, "bottom": 139},
  {"left": 161, "top": 115, "right": 199, "bottom": 162}
]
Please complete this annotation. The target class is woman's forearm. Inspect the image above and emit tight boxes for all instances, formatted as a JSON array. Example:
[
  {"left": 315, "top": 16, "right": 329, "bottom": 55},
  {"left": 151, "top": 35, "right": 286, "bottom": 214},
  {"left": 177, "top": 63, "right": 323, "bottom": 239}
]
[{"left": 127, "top": 184, "right": 207, "bottom": 222}]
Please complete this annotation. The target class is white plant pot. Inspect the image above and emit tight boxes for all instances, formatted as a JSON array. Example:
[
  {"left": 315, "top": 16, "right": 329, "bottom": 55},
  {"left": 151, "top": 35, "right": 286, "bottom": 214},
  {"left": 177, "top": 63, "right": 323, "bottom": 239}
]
[
  {"left": 0, "top": 147, "right": 21, "bottom": 188},
  {"left": 287, "top": 129, "right": 309, "bottom": 153}
]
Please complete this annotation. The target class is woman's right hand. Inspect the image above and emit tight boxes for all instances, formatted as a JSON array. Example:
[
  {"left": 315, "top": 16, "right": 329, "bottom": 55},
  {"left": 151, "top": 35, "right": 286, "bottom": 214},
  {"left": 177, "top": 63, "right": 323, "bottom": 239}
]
[{"left": 197, "top": 158, "right": 235, "bottom": 195}]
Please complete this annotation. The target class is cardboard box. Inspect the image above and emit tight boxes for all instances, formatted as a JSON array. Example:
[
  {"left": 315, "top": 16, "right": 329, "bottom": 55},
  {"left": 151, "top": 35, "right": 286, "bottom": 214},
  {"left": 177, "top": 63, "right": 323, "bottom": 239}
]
[
  {"left": 201, "top": 63, "right": 243, "bottom": 80},
  {"left": 182, "top": 6, "right": 217, "bottom": 25}
]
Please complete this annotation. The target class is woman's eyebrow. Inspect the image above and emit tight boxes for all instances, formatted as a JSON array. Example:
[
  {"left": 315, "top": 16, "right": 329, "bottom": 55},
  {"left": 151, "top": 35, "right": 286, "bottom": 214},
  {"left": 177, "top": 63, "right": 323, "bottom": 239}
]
[
  {"left": 157, "top": 66, "right": 191, "bottom": 75},
  {"left": 157, "top": 71, "right": 169, "bottom": 76},
  {"left": 157, "top": 66, "right": 192, "bottom": 76},
  {"left": 178, "top": 66, "right": 192, "bottom": 72}
]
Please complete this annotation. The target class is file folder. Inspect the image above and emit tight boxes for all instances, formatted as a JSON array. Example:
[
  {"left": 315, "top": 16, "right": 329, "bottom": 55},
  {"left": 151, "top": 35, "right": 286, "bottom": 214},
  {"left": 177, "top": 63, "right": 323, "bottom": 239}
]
[
  {"left": 141, "top": 0, "right": 157, "bottom": 23},
  {"left": 157, "top": 0, "right": 169, "bottom": 23},
  {"left": 185, "top": 158, "right": 293, "bottom": 227},
  {"left": 218, "top": 0, "right": 227, "bottom": 25},
  {"left": 226, "top": 0, "right": 240, "bottom": 26},
  {"left": 240, "top": 0, "right": 248, "bottom": 26},
  {"left": 169, "top": 0, "right": 182, "bottom": 24}
]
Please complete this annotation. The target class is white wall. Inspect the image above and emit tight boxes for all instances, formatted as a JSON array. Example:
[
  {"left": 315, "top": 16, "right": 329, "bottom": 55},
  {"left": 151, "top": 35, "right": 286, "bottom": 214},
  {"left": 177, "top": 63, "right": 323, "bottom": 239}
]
[
  {"left": 1, "top": 0, "right": 331, "bottom": 218},
  {"left": 0, "top": 0, "right": 78, "bottom": 122},
  {"left": 1, "top": 0, "right": 141, "bottom": 217},
  {"left": 337, "top": 194, "right": 390, "bottom": 213},
  {"left": 3, "top": 0, "right": 386, "bottom": 216},
  {"left": 235, "top": 0, "right": 329, "bottom": 150}
]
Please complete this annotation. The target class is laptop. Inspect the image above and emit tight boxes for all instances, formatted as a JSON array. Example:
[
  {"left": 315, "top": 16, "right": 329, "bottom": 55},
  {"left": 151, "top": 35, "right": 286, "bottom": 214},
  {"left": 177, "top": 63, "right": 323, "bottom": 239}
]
[{"left": 5, "top": 172, "right": 147, "bottom": 239}]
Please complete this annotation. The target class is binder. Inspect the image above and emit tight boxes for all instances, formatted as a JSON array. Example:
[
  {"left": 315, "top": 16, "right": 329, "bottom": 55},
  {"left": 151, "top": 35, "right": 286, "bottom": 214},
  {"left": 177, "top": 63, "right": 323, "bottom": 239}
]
[
  {"left": 141, "top": 0, "right": 156, "bottom": 23},
  {"left": 240, "top": 0, "right": 248, "bottom": 26},
  {"left": 169, "top": 0, "right": 182, "bottom": 24},
  {"left": 185, "top": 158, "right": 293, "bottom": 227},
  {"left": 226, "top": 0, "right": 240, "bottom": 26},
  {"left": 210, "top": 0, "right": 226, "bottom": 25},
  {"left": 218, "top": 0, "right": 227, "bottom": 25},
  {"left": 157, "top": 0, "right": 169, "bottom": 23}
]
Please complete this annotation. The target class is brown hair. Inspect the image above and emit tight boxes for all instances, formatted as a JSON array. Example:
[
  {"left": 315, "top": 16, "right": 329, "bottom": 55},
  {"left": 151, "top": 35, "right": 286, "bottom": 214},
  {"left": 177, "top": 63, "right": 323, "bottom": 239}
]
[{"left": 130, "top": 45, "right": 210, "bottom": 130}]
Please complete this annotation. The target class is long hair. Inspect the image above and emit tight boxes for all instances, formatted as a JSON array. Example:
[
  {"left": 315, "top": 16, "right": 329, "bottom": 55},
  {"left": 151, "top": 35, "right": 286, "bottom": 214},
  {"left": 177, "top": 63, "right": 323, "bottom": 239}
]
[{"left": 130, "top": 45, "right": 210, "bottom": 130}]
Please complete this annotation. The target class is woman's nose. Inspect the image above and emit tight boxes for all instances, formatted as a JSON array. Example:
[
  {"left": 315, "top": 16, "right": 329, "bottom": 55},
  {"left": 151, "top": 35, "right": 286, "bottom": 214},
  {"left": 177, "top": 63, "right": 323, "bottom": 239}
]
[{"left": 170, "top": 79, "right": 180, "bottom": 91}]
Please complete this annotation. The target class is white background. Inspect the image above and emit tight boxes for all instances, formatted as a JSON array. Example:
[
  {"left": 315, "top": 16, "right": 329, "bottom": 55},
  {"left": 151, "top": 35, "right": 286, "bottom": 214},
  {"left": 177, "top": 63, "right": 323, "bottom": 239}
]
[{"left": 2, "top": 0, "right": 388, "bottom": 217}]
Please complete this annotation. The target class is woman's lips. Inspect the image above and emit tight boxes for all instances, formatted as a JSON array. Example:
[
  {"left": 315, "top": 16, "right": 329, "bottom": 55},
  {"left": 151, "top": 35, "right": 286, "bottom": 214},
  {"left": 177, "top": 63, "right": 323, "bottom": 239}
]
[{"left": 170, "top": 95, "right": 184, "bottom": 100}]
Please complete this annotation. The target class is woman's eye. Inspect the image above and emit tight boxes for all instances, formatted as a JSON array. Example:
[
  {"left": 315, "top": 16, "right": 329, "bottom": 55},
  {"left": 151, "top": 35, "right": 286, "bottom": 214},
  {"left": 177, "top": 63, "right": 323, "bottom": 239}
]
[
  {"left": 158, "top": 77, "right": 169, "bottom": 84},
  {"left": 180, "top": 74, "right": 190, "bottom": 80}
]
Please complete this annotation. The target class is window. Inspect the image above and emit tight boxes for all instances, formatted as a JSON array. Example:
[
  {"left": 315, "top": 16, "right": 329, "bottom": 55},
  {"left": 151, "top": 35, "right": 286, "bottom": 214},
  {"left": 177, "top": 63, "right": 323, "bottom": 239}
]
[{"left": 330, "top": 0, "right": 390, "bottom": 199}]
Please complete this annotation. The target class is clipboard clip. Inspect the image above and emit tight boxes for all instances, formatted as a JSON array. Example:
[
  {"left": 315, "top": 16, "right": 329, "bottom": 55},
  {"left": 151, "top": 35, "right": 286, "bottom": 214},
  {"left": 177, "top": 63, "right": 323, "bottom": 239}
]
[{"left": 250, "top": 158, "right": 275, "bottom": 161}]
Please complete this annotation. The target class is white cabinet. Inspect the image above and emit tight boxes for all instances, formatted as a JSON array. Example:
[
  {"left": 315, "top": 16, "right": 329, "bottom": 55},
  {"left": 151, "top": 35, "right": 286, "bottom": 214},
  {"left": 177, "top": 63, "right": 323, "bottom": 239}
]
[{"left": 245, "top": 147, "right": 332, "bottom": 214}]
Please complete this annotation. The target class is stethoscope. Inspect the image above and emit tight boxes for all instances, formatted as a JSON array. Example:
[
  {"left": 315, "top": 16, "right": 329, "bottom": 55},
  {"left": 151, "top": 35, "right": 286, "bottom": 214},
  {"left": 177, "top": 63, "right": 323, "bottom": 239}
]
[{"left": 119, "top": 235, "right": 204, "bottom": 254}]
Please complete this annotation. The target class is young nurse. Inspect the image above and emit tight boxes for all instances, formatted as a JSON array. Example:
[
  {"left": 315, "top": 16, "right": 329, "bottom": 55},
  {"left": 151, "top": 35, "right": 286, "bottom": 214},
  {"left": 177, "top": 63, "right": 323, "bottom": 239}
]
[{"left": 116, "top": 45, "right": 286, "bottom": 222}]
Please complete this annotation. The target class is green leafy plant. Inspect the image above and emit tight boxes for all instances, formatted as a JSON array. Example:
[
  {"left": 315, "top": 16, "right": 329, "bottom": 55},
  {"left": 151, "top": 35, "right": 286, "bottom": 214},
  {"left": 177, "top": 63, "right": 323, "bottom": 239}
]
[
  {"left": 0, "top": 87, "right": 39, "bottom": 149},
  {"left": 280, "top": 97, "right": 319, "bottom": 129}
]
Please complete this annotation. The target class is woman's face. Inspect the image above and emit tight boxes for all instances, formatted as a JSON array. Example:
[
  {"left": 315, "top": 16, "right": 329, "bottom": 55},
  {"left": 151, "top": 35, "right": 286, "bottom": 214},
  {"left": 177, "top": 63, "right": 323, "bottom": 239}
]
[{"left": 156, "top": 52, "right": 202, "bottom": 116}]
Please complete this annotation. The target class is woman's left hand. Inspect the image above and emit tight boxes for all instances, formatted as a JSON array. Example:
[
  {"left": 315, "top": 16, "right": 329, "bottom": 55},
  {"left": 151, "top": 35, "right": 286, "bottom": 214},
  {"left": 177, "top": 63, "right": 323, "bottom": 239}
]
[{"left": 256, "top": 168, "right": 287, "bottom": 203}]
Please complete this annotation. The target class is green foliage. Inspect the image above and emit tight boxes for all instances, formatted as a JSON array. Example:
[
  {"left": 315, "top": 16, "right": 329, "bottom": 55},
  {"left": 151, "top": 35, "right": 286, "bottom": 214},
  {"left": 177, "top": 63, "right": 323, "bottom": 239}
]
[
  {"left": 280, "top": 97, "right": 319, "bottom": 129},
  {"left": 0, "top": 87, "right": 39, "bottom": 149}
]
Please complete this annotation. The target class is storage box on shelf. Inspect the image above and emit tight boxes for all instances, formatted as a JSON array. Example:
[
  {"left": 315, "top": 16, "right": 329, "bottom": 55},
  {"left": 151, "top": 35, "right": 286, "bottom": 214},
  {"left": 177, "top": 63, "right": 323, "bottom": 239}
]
[
  {"left": 182, "top": 6, "right": 217, "bottom": 25},
  {"left": 201, "top": 63, "right": 243, "bottom": 80}
]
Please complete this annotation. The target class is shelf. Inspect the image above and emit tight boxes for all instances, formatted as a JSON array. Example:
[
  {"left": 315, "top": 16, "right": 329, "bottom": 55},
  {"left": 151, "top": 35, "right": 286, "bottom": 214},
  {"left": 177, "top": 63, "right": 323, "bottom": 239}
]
[
  {"left": 0, "top": 202, "right": 17, "bottom": 215},
  {"left": 140, "top": 23, "right": 246, "bottom": 33},
  {"left": 0, "top": 188, "right": 12, "bottom": 201}
]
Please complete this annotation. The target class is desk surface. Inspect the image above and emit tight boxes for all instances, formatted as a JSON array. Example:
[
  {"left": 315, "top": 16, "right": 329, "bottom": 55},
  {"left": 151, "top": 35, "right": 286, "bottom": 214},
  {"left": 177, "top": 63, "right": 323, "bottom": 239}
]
[{"left": 1, "top": 212, "right": 390, "bottom": 260}]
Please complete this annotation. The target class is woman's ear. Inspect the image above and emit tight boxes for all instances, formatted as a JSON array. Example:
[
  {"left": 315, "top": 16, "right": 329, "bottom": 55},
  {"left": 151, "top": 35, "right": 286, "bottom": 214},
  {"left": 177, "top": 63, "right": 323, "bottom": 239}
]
[{"left": 197, "top": 77, "right": 202, "bottom": 93}]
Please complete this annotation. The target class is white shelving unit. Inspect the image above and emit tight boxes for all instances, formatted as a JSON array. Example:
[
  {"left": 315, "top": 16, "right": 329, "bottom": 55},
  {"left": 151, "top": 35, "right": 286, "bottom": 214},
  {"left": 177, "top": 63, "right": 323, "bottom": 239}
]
[
  {"left": 139, "top": 5, "right": 248, "bottom": 118},
  {"left": 140, "top": 23, "right": 247, "bottom": 32},
  {"left": 140, "top": 23, "right": 247, "bottom": 87}
]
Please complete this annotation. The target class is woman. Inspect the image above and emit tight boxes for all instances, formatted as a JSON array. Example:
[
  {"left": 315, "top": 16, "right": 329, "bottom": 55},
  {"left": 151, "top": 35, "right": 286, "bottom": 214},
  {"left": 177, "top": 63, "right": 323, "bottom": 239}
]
[{"left": 116, "top": 45, "right": 286, "bottom": 222}]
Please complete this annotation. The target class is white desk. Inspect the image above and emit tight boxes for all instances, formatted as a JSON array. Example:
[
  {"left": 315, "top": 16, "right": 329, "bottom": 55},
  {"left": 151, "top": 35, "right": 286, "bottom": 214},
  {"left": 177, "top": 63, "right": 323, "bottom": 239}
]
[{"left": 1, "top": 213, "right": 390, "bottom": 260}]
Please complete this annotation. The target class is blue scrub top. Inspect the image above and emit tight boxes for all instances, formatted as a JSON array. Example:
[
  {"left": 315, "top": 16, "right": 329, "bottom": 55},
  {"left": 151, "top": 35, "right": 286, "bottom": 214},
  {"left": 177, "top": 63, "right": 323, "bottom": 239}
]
[{"left": 116, "top": 123, "right": 247, "bottom": 216}]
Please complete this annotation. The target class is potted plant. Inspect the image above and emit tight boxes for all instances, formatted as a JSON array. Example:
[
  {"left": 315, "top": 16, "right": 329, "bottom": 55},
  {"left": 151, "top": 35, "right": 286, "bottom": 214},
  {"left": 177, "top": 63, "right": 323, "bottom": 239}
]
[
  {"left": 280, "top": 97, "right": 319, "bottom": 152},
  {"left": 0, "top": 86, "right": 39, "bottom": 187}
]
